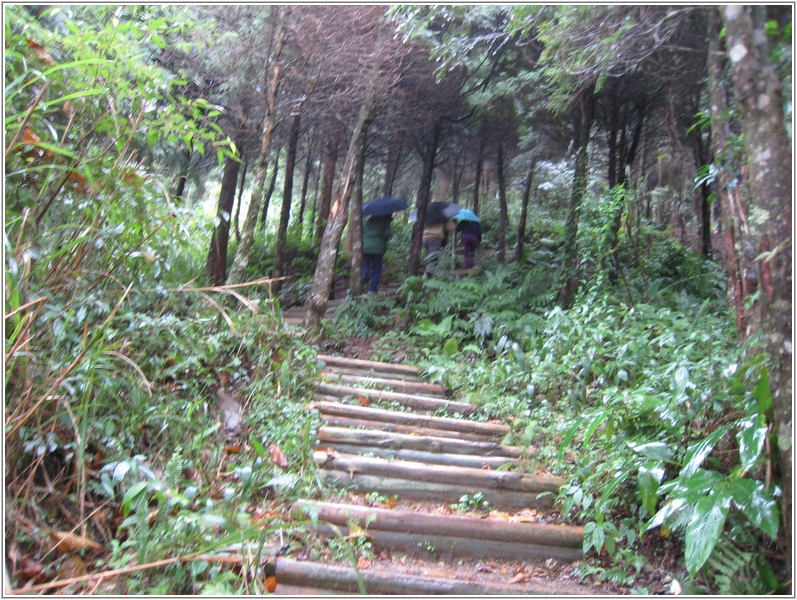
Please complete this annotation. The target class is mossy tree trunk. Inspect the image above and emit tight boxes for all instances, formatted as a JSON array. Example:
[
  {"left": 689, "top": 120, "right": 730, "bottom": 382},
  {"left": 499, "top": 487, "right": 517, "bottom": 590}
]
[
  {"left": 515, "top": 156, "right": 536, "bottom": 263},
  {"left": 227, "top": 8, "right": 287, "bottom": 285},
  {"left": 722, "top": 4, "right": 793, "bottom": 564},
  {"left": 348, "top": 131, "right": 367, "bottom": 295},
  {"left": 407, "top": 118, "right": 443, "bottom": 277},
  {"left": 272, "top": 113, "right": 302, "bottom": 294},
  {"left": 557, "top": 82, "right": 596, "bottom": 308}
]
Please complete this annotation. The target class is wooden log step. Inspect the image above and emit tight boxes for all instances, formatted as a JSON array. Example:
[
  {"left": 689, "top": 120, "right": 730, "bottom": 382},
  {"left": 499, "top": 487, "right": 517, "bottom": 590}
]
[
  {"left": 324, "top": 443, "right": 517, "bottom": 469},
  {"left": 313, "top": 401, "right": 508, "bottom": 437},
  {"left": 316, "top": 383, "right": 474, "bottom": 415},
  {"left": 317, "top": 427, "right": 522, "bottom": 457},
  {"left": 293, "top": 500, "right": 582, "bottom": 548},
  {"left": 320, "top": 415, "right": 497, "bottom": 442},
  {"left": 320, "top": 471, "right": 554, "bottom": 510},
  {"left": 322, "top": 365, "right": 422, "bottom": 382},
  {"left": 275, "top": 558, "right": 599, "bottom": 595},
  {"left": 316, "top": 354, "right": 422, "bottom": 377},
  {"left": 320, "top": 371, "right": 447, "bottom": 397},
  {"left": 309, "top": 523, "right": 583, "bottom": 563},
  {"left": 314, "top": 452, "right": 562, "bottom": 494}
]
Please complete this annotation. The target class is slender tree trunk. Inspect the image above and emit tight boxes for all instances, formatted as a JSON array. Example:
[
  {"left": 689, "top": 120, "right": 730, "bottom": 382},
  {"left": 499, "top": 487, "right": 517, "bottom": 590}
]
[
  {"left": 272, "top": 114, "right": 301, "bottom": 294},
  {"left": 496, "top": 143, "right": 508, "bottom": 262},
  {"left": 305, "top": 29, "right": 386, "bottom": 331},
  {"left": 172, "top": 148, "right": 192, "bottom": 203},
  {"left": 451, "top": 156, "right": 462, "bottom": 205},
  {"left": 558, "top": 82, "right": 596, "bottom": 308},
  {"left": 515, "top": 156, "right": 536, "bottom": 262},
  {"left": 472, "top": 140, "right": 483, "bottom": 214},
  {"left": 723, "top": 5, "right": 793, "bottom": 564},
  {"left": 315, "top": 141, "right": 339, "bottom": 244},
  {"left": 259, "top": 146, "right": 281, "bottom": 231},
  {"left": 382, "top": 141, "right": 402, "bottom": 197},
  {"left": 348, "top": 129, "right": 368, "bottom": 295},
  {"left": 408, "top": 118, "right": 443, "bottom": 277},
  {"left": 227, "top": 11, "right": 287, "bottom": 285},
  {"left": 233, "top": 158, "right": 247, "bottom": 242},
  {"left": 205, "top": 143, "right": 242, "bottom": 285},
  {"left": 297, "top": 149, "right": 313, "bottom": 230}
]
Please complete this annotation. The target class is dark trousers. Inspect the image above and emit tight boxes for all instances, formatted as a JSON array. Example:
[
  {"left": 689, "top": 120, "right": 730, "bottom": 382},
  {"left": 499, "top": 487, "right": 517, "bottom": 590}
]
[
  {"left": 461, "top": 234, "right": 479, "bottom": 268},
  {"left": 362, "top": 253, "right": 384, "bottom": 293}
]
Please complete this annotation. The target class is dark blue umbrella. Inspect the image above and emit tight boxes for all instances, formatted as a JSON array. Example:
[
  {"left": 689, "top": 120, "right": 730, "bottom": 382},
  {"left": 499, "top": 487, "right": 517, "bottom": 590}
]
[
  {"left": 362, "top": 196, "right": 408, "bottom": 216},
  {"left": 409, "top": 202, "right": 462, "bottom": 224}
]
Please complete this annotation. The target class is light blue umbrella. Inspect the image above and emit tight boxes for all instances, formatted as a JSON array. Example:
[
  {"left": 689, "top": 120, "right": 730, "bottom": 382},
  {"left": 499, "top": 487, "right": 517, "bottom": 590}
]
[{"left": 453, "top": 208, "right": 480, "bottom": 222}]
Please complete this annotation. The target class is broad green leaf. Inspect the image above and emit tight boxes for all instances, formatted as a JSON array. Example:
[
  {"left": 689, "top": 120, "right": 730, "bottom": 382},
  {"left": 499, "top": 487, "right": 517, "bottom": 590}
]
[
  {"left": 582, "top": 409, "right": 609, "bottom": 447},
  {"left": 752, "top": 368, "right": 773, "bottom": 415},
  {"left": 250, "top": 436, "right": 266, "bottom": 459},
  {"left": 638, "top": 466, "right": 661, "bottom": 516},
  {"left": 685, "top": 495, "right": 729, "bottom": 576},
  {"left": 443, "top": 337, "right": 458, "bottom": 357},
  {"left": 726, "top": 479, "right": 779, "bottom": 539},
  {"left": 681, "top": 424, "right": 731, "bottom": 478},
  {"left": 628, "top": 441, "right": 673, "bottom": 461},
  {"left": 121, "top": 481, "right": 149, "bottom": 518},
  {"left": 664, "top": 469, "right": 726, "bottom": 502},
  {"left": 737, "top": 416, "right": 767, "bottom": 474}
]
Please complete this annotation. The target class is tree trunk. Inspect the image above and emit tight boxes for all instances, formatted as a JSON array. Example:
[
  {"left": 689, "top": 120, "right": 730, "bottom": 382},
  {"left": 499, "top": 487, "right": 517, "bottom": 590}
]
[
  {"left": 304, "top": 71, "right": 381, "bottom": 330},
  {"left": 496, "top": 143, "right": 508, "bottom": 262},
  {"left": 205, "top": 145, "right": 242, "bottom": 285},
  {"left": 314, "top": 141, "right": 339, "bottom": 244},
  {"left": 348, "top": 130, "right": 367, "bottom": 295},
  {"left": 382, "top": 140, "right": 402, "bottom": 197},
  {"left": 515, "top": 156, "right": 536, "bottom": 262},
  {"left": 233, "top": 158, "right": 247, "bottom": 242},
  {"left": 272, "top": 114, "right": 301, "bottom": 294},
  {"left": 408, "top": 118, "right": 443, "bottom": 277},
  {"left": 723, "top": 5, "right": 793, "bottom": 564},
  {"left": 472, "top": 140, "right": 484, "bottom": 214},
  {"left": 297, "top": 148, "right": 313, "bottom": 232},
  {"left": 227, "top": 12, "right": 287, "bottom": 285},
  {"left": 258, "top": 146, "right": 281, "bottom": 231},
  {"left": 558, "top": 82, "right": 596, "bottom": 308}
]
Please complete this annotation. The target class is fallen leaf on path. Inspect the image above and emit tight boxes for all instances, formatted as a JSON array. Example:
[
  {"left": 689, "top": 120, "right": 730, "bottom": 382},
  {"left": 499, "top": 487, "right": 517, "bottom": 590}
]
[
  {"left": 348, "top": 525, "right": 373, "bottom": 541},
  {"left": 357, "top": 556, "right": 372, "bottom": 569},
  {"left": 50, "top": 530, "right": 102, "bottom": 553},
  {"left": 488, "top": 510, "right": 511, "bottom": 521},
  {"left": 358, "top": 396, "right": 368, "bottom": 407},
  {"left": 57, "top": 555, "right": 87, "bottom": 580},
  {"left": 225, "top": 444, "right": 243, "bottom": 454},
  {"left": 510, "top": 572, "right": 528, "bottom": 584},
  {"left": 268, "top": 443, "right": 288, "bottom": 469},
  {"left": 385, "top": 496, "right": 397, "bottom": 508},
  {"left": 18, "top": 558, "right": 45, "bottom": 581}
]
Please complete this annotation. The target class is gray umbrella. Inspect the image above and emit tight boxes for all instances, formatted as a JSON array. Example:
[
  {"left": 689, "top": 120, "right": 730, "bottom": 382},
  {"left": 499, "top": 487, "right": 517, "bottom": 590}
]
[{"left": 409, "top": 202, "right": 462, "bottom": 224}]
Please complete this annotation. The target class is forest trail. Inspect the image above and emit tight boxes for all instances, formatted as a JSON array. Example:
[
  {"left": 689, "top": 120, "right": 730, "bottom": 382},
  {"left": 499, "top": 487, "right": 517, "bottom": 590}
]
[{"left": 272, "top": 347, "right": 611, "bottom": 594}]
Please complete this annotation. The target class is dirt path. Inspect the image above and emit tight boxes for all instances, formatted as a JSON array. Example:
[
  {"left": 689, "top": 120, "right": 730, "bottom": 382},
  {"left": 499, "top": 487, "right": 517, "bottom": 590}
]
[{"left": 271, "top": 349, "right": 620, "bottom": 595}]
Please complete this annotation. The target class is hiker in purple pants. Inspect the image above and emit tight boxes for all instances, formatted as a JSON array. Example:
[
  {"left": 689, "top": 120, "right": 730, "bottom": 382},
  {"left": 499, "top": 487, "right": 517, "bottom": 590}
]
[{"left": 456, "top": 220, "right": 482, "bottom": 269}]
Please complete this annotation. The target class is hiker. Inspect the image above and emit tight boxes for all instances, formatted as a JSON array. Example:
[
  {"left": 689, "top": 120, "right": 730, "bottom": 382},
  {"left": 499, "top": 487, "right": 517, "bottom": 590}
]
[
  {"left": 456, "top": 219, "right": 482, "bottom": 269},
  {"left": 362, "top": 214, "right": 393, "bottom": 294},
  {"left": 421, "top": 219, "right": 454, "bottom": 277}
]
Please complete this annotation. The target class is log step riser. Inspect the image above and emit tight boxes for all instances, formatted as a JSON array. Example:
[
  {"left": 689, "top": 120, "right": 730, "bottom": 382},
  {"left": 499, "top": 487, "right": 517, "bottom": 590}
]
[
  {"left": 315, "top": 451, "right": 563, "bottom": 494},
  {"left": 313, "top": 400, "right": 508, "bottom": 437},
  {"left": 320, "top": 371, "right": 447, "bottom": 397},
  {"left": 316, "top": 383, "right": 475, "bottom": 415},
  {"left": 322, "top": 471, "right": 555, "bottom": 510},
  {"left": 317, "top": 427, "right": 522, "bottom": 458},
  {"left": 276, "top": 558, "right": 589, "bottom": 595},
  {"left": 320, "top": 415, "right": 498, "bottom": 442},
  {"left": 321, "top": 365, "right": 422, "bottom": 382},
  {"left": 317, "top": 443, "right": 517, "bottom": 468},
  {"left": 311, "top": 524, "right": 583, "bottom": 562}
]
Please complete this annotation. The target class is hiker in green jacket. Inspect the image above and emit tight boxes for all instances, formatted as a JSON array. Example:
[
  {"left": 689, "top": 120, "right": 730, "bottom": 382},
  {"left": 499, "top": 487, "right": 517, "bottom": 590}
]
[{"left": 362, "top": 214, "right": 393, "bottom": 294}]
